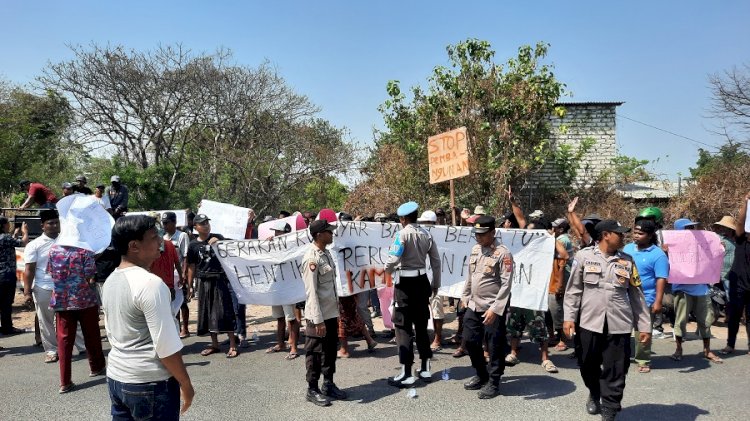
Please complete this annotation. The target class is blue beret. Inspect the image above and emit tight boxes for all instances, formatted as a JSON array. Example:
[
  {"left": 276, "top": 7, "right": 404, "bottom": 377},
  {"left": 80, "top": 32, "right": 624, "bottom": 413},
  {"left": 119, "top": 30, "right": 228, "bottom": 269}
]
[{"left": 397, "top": 201, "right": 419, "bottom": 216}]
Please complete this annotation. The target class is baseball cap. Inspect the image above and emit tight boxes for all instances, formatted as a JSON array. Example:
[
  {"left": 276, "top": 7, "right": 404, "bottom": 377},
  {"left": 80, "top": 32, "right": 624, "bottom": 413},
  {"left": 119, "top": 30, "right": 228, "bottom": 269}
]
[
  {"left": 417, "top": 210, "right": 437, "bottom": 223},
  {"left": 110, "top": 175, "right": 121, "bottom": 182},
  {"left": 39, "top": 209, "right": 59, "bottom": 223},
  {"left": 595, "top": 219, "right": 630, "bottom": 234},
  {"left": 162, "top": 212, "right": 177, "bottom": 222},
  {"left": 309, "top": 219, "right": 336, "bottom": 236},
  {"left": 193, "top": 214, "right": 210, "bottom": 224},
  {"left": 529, "top": 209, "right": 544, "bottom": 219},
  {"left": 473, "top": 206, "right": 487, "bottom": 215},
  {"left": 551, "top": 218, "right": 569, "bottom": 228},
  {"left": 472, "top": 216, "right": 496, "bottom": 234},
  {"left": 75, "top": 175, "right": 87, "bottom": 182},
  {"left": 674, "top": 218, "right": 699, "bottom": 230},
  {"left": 62, "top": 182, "right": 73, "bottom": 189},
  {"left": 374, "top": 212, "right": 386, "bottom": 221},
  {"left": 272, "top": 220, "right": 292, "bottom": 233},
  {"left": 634, "top": 219, "right": 657, "bottom": 235}
]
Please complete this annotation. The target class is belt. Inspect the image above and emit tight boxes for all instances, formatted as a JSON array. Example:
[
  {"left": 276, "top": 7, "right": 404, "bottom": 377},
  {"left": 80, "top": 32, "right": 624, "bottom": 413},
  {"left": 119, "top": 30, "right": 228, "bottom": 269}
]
[
  {"left": 199, "top": 272, "right": 223, "bottom": 279},
  {"left": 399, "top": 269, "right": 426, "bottom": 277}
]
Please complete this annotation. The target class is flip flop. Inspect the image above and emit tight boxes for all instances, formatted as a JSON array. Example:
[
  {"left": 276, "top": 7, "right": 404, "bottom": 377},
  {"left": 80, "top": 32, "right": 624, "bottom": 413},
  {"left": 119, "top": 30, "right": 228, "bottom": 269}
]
[
  {"left": 337, "top": 351, "right": 351, "bottom": 359},
  {"left": 430, "top": 345, "right": 442, "bottom": 352},
  {"left": 285, "top": 352, "right": 299, "bottom": 360},
  {"left": 505, "top": 354, "right": 520, "bottom": 365},
  {"left": 367, "top": 342, "right": 378, "bottom": 353},
  {"left": 452, "top": 349, "right": 467, "bottom": 358},
  {"left": 266, "top": 345, "right": 286, "bottom": 354},
  {"left": 59, "top": 383, "right": 75, "bottom": 394},
  {"left": 45, "top": 354, "right": 59, "bottom": 363},
  {"left": 179, "top": 332, "right": 191, "bottom": 339},
  {"left": 554, "top": 343, "right": 569, "bottom": 352},
  {"left": 670, "top": 352, "right": 682, "bottom": 361},
  {"left": 226, "top": 348, "right": 239, "bottom": 359},
  {"left": 638, "top": 365, "right": 651, "bottom": 373},
  {"left": 201, "top": 346, "right": 221, "bottom": 356},
  {"left": 704, "top": 353, "right": 723, "bottom": 364}
]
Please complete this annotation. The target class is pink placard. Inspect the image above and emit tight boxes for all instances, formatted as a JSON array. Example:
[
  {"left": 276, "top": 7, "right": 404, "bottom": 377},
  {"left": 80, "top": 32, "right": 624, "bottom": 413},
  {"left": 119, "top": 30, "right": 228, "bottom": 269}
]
[
  {"left": 257, "top": 213, "right": 307, "bottom": 240},
  {"left": 377, "top": 286, "right": 394, "bottom": 329},
  {"left": 661, "top": 230, "right": 724, "bottom": 284}
]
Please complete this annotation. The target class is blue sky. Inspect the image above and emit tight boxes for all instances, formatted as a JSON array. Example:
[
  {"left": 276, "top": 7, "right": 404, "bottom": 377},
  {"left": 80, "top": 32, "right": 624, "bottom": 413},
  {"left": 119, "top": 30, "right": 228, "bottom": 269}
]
[{"left": 3, "top": 1, "right": 748, "bottom": 180}]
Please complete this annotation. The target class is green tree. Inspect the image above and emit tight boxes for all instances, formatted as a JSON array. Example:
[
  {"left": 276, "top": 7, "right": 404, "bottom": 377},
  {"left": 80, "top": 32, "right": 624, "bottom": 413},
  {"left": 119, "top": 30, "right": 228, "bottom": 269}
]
[
  {"left": 349, "top": 39, "right": 565, "bottom": 215},
  {"left": 609, "top": 155, "right": 654, "bottom": 184},
  {"left": 689, "top": 143, "right": 750, "bottom": 179}
]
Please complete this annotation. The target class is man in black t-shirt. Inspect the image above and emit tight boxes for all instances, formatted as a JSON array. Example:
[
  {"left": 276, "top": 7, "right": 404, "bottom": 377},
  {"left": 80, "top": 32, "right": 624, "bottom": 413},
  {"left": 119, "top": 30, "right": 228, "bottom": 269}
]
[
  {"left": 186, "top": 214, "right": 239, "bottom": 358},
  {"left": 723, "top": 192, "right": 750, "bottom": 355}
]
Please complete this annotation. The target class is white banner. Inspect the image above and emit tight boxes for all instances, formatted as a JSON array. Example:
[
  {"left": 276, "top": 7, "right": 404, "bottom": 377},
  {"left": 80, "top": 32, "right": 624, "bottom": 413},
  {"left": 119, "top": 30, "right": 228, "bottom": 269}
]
[
  {"left": 198, "top": 200, "right": 250, "bottom": 240},
  {"left": 213, "top": 221, "right": 555, "bottom": 310}
]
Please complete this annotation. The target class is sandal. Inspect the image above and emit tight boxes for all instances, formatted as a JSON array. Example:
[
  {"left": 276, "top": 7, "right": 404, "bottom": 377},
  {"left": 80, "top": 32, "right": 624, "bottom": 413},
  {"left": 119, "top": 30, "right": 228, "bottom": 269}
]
[
  {"left": 542, "top": 359, "right": 558, "bottom": 373},
  {"left": 266, "top": 345, "right": 286, "bottom": 354},
  {"left": 430, "top": 344, "right": 442, "bottom": 352},
  {"left": 669, "top": 352, "right": 682, "bottom": 361},
  {"left": 59, "top": 383, "right": 75, "bottom": 394},
  {"left": 179, "top": 332, "right": 191, "bottom": 339},
  {"left": 201, "top": 346, "right": 221, "bottom": 356},
  {"left": 554, "top": 342, "right": 569, "bottom": 352},
  {"left": 285, "top": 352, "right": 299, "bottom": 360},
  {"left": 638, "top": 365, "right": 651, "bottom": 373},
  {"left": 704, "top": 352, "right": 723, "bottom": 364},
  {"left": 719, "top": 346, "right": 734, "bottom": 355},
  {"left": 45, "top": 354, "right": 59, "bottom": 363},
  {"left": 452, "top": 348, "right": 467, "bottom": 358},
  {"left": 367, "top": 341, "right": 378, "bottom": 353},
  {"left": 226, "top": 348, "right": 239, "bottom": 359},
  {"left": 505, "top": 354, "right": 520, "bottom": 365},
  {"left": 337, "top": 350, "right": 350, "bottom": 358}
]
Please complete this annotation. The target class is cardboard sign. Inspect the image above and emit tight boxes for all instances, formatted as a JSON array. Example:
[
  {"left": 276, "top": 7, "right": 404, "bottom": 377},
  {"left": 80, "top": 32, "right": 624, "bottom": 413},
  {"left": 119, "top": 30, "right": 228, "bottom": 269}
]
[
  {"left": 662, "top": 230, "right": 724, "bottom": 284},
  {"left": 198, "top": 199, "right": 250, "bottom": 240},
  {"left": 428, "top": 127, "right": 470, "bottom": 184}
]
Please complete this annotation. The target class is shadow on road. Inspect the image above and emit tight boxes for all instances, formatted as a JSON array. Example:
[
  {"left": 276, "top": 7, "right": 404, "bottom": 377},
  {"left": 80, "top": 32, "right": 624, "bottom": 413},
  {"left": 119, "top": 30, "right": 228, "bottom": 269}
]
[
  {"left": 620, "top": 403, "right": 709, "bottom": 420},
  {"left": 500, "top": 375, "right": 576, "bottom": 400}
]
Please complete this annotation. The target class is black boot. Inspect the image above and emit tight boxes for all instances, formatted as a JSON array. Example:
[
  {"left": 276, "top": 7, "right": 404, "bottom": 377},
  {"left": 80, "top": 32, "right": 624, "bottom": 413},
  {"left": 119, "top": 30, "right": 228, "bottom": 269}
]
[
  {"left": 586, "top": 394, "right": 601, "bottom": 415},
  {"left": 306, "top": 388, "right": 331, "bottom": 407},
  {"left": 463, "top": 375, "right": 487, "bottom": 390},
  {"left": 477, "top": 382, "right": 499, "bottom": 399},
  {"left": 322, "top": 381, "right": 348, "bottom": 400},
  {"left": 600, "top": 406, "right": 617, "bottom": 421}
]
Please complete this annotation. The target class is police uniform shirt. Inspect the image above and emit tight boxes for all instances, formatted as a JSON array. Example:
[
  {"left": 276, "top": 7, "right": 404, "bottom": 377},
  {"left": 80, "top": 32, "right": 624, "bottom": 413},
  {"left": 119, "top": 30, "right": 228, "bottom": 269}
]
[
  {"left": 462, "top": 239, "right": 513, "bottom": 315},
  {"left": 302, "top": 244, "right": 339, "bottom": 325},
  {"left": 384, "top": 223, "right": 441, "bottom": 289},
  {"left": 563, "top": 246, "right": 651, "bottom": 334}
]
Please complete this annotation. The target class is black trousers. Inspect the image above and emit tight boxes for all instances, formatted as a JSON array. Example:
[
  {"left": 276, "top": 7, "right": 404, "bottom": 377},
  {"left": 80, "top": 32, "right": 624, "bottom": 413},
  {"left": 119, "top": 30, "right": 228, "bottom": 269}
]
[
  {"left": 464, "top": 308, "right": 507, "bottom": 385},
  {"left": 393, "top": 274, "right": 432, "bottom": 365},
  {"left": 576, "top": 321, "right": 631, "bottom": 411},
  {"left": 727, "top": 285, "right": 750, "bottom": 348},
  {"left": 305, "top": 318, "right": 339, "bottom": 388},
  {"left": 0, "top": 280, "right": 16, "bottom": 333}
]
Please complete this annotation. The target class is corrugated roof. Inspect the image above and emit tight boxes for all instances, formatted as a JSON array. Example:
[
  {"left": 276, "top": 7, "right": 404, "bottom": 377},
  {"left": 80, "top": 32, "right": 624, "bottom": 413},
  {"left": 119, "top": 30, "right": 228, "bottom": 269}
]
[
  {"left": 555, "top": 101, "right": 624, "bottom": 106},
  {"left": 615, "top": 181, "right": 680, "bottom": 199}
]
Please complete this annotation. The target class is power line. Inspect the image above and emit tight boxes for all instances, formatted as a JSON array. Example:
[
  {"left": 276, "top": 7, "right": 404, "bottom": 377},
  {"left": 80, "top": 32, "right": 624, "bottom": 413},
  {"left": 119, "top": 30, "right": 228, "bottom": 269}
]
[{"left": 617, "top": 113, "right": 719, "bottom": 150}]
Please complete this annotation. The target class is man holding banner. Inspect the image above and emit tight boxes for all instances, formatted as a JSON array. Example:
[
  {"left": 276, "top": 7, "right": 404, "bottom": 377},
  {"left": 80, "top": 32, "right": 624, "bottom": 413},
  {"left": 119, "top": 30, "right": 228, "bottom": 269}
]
[
  {"left": 385, "top": 202, "right": 441, "bottom": 388},
  {"left": 461, "top": 216, "right": 512, "bottom": 399}
]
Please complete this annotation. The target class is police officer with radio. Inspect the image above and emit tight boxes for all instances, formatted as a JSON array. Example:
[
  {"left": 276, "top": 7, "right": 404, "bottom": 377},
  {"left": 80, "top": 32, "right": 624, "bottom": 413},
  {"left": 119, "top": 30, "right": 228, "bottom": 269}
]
[{"left": 564, "top": 219, "right": 651, "bottom": 421}]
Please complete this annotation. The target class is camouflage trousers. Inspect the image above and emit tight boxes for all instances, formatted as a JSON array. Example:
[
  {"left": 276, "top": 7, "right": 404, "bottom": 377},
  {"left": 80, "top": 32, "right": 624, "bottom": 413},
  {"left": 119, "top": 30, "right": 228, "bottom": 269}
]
[{"left": 507, "top": 307, "right": 549, "bottom": 343}]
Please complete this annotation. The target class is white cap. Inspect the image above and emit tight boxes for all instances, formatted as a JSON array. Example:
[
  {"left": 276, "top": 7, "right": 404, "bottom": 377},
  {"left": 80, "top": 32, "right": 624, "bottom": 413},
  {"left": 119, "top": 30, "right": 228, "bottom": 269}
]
[
  {"left": 272, "top": 220, "right": 291, "bottom": 233},
  {"left": 473, "top": 206, "right": 486, "bottom": 215},
  {"left": 110, "top": 175, "right": 121, "bottom": 182},
  {"left": 417, "top": 210, "right": 437, "bottom": 223},
  {"left": 529, "top": 209, "right": 544, "bottom": 219}
]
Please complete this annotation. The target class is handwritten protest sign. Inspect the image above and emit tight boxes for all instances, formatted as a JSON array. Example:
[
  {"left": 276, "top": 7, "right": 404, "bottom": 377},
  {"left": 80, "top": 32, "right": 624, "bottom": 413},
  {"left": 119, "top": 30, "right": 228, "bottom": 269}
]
[
  {"left": 56, "top": 194, "right": 115, "bottom": 254},
  {"left": 127, "top": 209, "right": 187, "bottom": 226},
  {"left": 198, "top": 199, "right": 250, "bottom": 240},
  {"left": 213, "top": 222, "right": 555, "bottom": 311},
  {"left": 257, "top": 213, "right": 307, "bottom": 240},
  {"left": 428, "top": 127, "right": 470, "bottom": 184},
  {"left": 662, "top": 230, "right": 724, "bottom": 284}
]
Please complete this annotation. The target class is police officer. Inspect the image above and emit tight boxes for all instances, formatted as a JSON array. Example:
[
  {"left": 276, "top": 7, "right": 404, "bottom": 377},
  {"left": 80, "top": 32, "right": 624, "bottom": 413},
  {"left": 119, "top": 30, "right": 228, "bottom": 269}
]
[
  {"left": 302, "top": 219, "right": 346, "bottom": 406},
  {"left": 384, "top": 201, "right": 441, "bottom": 387},
  {"left": 461, "top": 216, "right": 513, "bottom": 399},
  {"left": 563, "top": 219, "right": 651, "bottom": 421}
]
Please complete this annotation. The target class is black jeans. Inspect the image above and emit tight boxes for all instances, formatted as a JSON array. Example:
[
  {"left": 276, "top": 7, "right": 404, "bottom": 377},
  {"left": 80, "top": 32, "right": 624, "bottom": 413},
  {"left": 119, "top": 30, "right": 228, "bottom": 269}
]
[
  {"left": 727, "top": 286, "right": 750, "bottom": 349},
  {"left": 576, "top": 321, "right": 631, "bottom": 412},
  {"left": 464, "top": 308, "right": 507, "bottom": 385},
  {"left": 305, "top": 318, "right": 339, "bottom": 389},
  {"left": 0, "top": 280, "right": 16, "bottom": 333},
  {"left": 393, "top": 274, "right": 432, "bottom": 365}
]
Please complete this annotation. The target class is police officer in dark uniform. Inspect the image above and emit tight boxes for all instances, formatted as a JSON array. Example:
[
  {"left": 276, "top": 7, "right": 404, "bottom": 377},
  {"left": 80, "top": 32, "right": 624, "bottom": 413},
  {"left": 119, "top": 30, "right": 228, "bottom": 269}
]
[
  {"left": 564, "top": 219, "right": 651, "bottom": 421},
  {"left": 461, "top": 216, "right": 513, "bottom": 399},
  {"left": 384, "top": 201, "right": 441, "bottom": 387}
]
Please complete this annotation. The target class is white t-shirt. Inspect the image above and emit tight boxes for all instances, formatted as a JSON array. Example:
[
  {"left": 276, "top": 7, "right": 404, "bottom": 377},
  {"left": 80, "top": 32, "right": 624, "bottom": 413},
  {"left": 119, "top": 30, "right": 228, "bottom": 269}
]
[
  {"left": 102, "top": 266, "right": 183, "bottom": 383},
  {"left": 164, "top": 229, "right": 189, "bottom": 264},
  {"left": 23, "top": 234, "right": 56, "bottom": 290},
  {"left": 96, "top": 194, "right": 112, "bottom": 210}
]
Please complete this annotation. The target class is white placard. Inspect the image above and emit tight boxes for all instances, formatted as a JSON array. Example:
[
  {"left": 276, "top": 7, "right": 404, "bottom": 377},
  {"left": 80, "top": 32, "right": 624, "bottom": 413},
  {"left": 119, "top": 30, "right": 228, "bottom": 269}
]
[
  {"left": 198, "top": 199, "right": 250, "bottom": 240},
  {"left": 56, "top": 194, "right": 115, "bottom": 254}
]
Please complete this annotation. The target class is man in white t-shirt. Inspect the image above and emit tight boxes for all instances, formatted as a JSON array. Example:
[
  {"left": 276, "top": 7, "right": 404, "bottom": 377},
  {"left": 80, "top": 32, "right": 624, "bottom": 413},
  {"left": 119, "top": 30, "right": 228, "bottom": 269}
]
[
  {"left": 94, "top": 184, "right": 112, "bottom": 214},
  {"left": 103, "top": 215, "right": 194, "bottom": 419},
  {"left": 22, "top": 209, "right": 85, "bottom": 363}
]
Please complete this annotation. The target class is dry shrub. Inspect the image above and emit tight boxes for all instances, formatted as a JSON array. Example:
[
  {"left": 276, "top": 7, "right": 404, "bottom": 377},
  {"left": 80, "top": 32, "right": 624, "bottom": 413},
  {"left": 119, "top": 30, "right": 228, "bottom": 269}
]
[{"left": 665, "top": 160, "right": 750, "bottom": 227}]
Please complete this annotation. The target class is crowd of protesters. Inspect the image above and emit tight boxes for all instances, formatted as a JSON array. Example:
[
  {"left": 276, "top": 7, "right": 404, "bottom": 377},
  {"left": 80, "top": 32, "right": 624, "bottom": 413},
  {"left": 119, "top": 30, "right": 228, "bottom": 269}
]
[{"left": 1, "top": 175, "right": 749, "bottom": 421}]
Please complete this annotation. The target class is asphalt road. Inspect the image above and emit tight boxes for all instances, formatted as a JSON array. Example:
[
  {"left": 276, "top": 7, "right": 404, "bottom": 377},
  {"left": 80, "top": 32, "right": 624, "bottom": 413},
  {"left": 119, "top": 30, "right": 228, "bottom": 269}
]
[{"left": 1, "top": 307, "right": 748, "bottom": 421}]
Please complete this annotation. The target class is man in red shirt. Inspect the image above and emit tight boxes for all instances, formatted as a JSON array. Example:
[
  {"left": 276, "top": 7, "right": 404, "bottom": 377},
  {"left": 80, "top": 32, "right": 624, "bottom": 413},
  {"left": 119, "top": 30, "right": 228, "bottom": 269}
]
[
  {"left": 150, "top": 237, "right": 182, "bottom": 300},
  {"left": 19, "top": 180, "right": 58, "bottom": 209}
]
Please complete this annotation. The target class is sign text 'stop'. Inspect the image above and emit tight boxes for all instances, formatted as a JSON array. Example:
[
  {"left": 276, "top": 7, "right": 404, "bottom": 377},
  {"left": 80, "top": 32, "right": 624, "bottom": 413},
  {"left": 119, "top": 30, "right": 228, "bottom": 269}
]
[{"left": 428, "top": 127, "right": 470, "bottom": 184}]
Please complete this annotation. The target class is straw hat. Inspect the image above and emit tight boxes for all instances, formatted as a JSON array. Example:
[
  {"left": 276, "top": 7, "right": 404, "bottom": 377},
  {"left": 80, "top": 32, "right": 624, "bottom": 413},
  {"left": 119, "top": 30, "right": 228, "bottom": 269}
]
[{"left": 713, "top": 215, "right": 736, "bottom": 231}]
